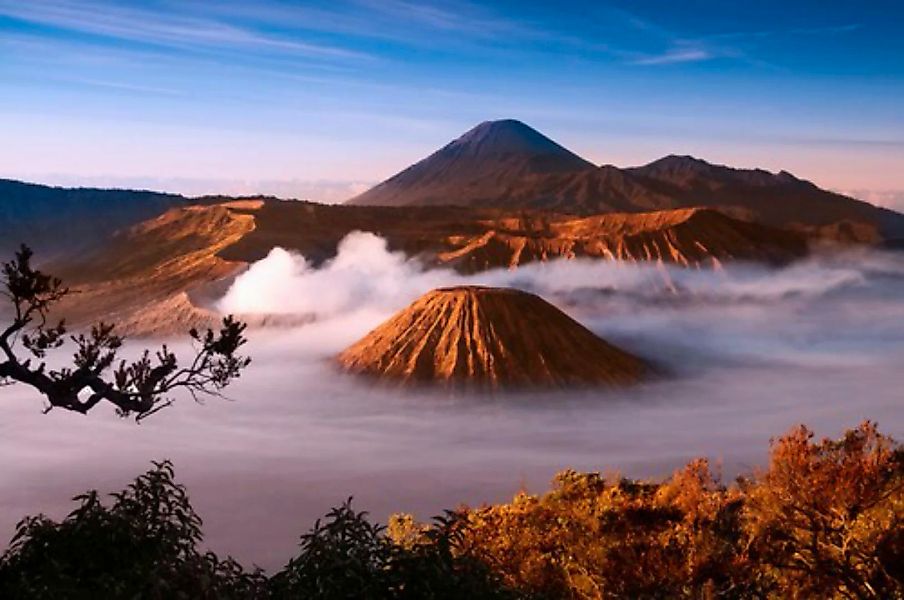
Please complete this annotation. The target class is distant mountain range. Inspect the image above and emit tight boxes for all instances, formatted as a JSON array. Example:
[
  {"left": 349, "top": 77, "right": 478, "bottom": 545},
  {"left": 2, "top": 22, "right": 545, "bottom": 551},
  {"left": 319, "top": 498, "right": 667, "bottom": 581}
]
[
  {"left": 3, "top": 119, "right": 904, "bottom": 255},
  {"left": 0, "top": 178, "right": 184, "bottom": 255},
  {"left": 2, "top": 118, "right": 904, "bottom": 334},
  {"left": 348, "top": 119, "right": 904, "bottom": 241}
]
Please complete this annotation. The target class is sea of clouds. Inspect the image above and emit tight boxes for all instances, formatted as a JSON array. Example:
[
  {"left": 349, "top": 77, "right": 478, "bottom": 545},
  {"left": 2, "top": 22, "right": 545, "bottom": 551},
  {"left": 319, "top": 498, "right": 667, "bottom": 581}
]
[{"left": 1, "top": 232, "right": 902, "bottom": 569}]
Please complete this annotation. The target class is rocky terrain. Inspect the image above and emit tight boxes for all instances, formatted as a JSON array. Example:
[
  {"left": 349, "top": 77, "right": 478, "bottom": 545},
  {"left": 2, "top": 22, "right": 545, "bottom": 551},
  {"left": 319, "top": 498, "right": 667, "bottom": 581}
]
[
  {"left": 49, "top": 200, "right": 259, "bottom": 333},
  {"left": 349, "top": 120, "right": 904, "bottom": 242},
  {"left": 217, "top": 201, "right": 809, "bottom": 270},
  {"left": 39, "top": 199, "right": 808, "bottom": 333},
  {"left": 338, "top": 286, "right": 647, "bottom": 388},
  {"left": 3, "top": 118, "right": 902, "bottom": 336}
]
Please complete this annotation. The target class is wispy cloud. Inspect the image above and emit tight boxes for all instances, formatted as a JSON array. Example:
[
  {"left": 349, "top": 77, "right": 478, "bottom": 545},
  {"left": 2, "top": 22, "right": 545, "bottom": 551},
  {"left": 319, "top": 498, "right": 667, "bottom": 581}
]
[
  {"left": 352, "top": 0, "right": 532, "bottom": 38},
  {"left": 60, "top": 77, "right": 186, "bottom": 97},
  {"left": 631, "top": 47, "right": 712, "bottom": 66},
  {"left": 592, "top": 8, "right": 720, "bottom": 67},
  {"left": 357, "top": 0, "right": 474, "bottom": 31},
  {"left": 704, "top": 23, "right": 862, "bottom": 42},
  {"left": 194, "top": 0, "right": 537, "bottom": 52},
  {"left": 0, "top": 0, "right": 370, "bottom": 60},
  {"left": 612, "top": 6, "right": 862, "bottom": 69}
]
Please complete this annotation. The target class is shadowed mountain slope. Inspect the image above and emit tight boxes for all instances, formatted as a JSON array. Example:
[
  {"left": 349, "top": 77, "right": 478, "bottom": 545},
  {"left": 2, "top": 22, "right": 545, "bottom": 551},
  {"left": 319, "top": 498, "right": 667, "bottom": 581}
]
[
  {"left": 337, "top": 286, "right": 647, "bottom": 388},
  {"left": 218, "top": 201, "right": 808, "bottom": 271},
  {"left": 347, "top": 121, "right": 904, "bottom": 241},
  {"left": 625, "top": 155, "right": 904, "bottom": 239},
  {"left": 0, "top": 179, "right": 185, "bottom": 255},
  {"left": 41, "top": 199, "right": 809, "bottom": 335},
  {"left": 348, "top": 120, "right": 595, "bottom": 208}
]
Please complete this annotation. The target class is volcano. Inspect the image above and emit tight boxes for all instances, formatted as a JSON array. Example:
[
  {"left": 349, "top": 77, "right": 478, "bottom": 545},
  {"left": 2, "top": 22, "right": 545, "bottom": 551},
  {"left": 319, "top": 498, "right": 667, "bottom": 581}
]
[
  {"left": 348, "top": 119, "right": 594, "bottom": 208},
  {"left": 337, "top": 286, "right": 647, "bottom": 388},
  {"left": 347, "top": 120, "right": 904, "bottom": 241}
]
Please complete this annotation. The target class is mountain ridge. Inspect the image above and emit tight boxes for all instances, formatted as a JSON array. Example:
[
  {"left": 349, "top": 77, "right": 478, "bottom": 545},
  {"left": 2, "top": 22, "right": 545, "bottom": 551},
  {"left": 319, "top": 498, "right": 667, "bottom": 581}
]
[
  {"left": 350, "top": 120, "right": 594, "bottom": 208},
  {"left": 443, "top": 119, "right": 593, "bottom": 167},
  {"left": 45, "top": 200, "right": 809, "bottom": 335},
  {"left": 347, "top": 120, "right": 904, "bottom": 241},
  {"left": 0, "top": 178, "right": 186, "bottom": 256}
]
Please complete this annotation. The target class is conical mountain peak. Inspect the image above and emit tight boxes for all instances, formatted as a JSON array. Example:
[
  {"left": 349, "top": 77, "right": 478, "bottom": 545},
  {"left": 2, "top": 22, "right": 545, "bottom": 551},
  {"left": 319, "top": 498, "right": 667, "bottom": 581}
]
[
  {"left": 344, "top": 120, "right": 904, "bottom": 240},
  {"left": 446, "top": 119, "right": 584, "bottom": 160},
  {"left": 347, "top": 119, "right": 594, "bottom": 207},
  {"left": 337, "top": 286, "right": 647, "bottom": 388}
]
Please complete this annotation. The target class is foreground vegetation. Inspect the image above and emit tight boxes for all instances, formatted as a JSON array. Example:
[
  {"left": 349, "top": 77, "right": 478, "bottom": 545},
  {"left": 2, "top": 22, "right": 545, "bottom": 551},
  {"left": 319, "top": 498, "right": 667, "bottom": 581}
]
[
  {"left": 0, "top": 421, "right": 900, "bottom": 599},
  {"left": 1, "top": 244, "right": 250, "bottom": 420}
]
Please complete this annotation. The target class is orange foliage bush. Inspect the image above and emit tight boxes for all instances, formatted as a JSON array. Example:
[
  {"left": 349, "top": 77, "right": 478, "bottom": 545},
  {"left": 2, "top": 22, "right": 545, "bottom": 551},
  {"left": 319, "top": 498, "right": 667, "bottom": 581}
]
[
  {"left": 2, "top": 421, "right": 899, "bottom": 597},
  {"left": 391, "top": 422, "right": 903, "bottom": 599},
  {"left": 743, "top": 422, "right": 903, "bottom": 599}
]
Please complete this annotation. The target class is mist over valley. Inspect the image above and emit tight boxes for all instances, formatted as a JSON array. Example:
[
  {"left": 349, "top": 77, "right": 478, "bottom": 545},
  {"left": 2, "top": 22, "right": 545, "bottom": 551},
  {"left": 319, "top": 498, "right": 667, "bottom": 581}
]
[{"left": 2, "top": 237, "right": 901, "bottom": 569}]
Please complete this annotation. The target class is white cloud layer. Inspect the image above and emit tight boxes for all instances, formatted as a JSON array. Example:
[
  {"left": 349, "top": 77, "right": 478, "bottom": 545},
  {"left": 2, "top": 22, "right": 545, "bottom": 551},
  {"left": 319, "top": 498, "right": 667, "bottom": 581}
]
[
  {"left": 2, "top": 234, "right": 903, "bottom": 570},
  {"left": 842, "top": 189, "right": 904, "bottom": 212},
  {"left": 218, "top": 231, "right": 879, "bottom": 329}
]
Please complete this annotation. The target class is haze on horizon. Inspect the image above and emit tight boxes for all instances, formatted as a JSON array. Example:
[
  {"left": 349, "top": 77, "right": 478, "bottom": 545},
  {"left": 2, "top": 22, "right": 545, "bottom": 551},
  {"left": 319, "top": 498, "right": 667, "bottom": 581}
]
[{"left": 1, "top": 0, "right": 903, "bottom": 209}]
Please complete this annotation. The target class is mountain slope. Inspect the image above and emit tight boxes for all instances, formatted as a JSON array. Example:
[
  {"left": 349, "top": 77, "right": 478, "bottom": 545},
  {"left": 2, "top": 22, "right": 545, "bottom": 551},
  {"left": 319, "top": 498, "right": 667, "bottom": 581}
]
[
  {"left": 348, "top": 119, "right": 595, "bottom": 207},
  {"left": 45, "top": 199, "right": 809, "bottom": 335},
  {"left": 347, "top": 121, "right": 904, "bottom": 241},
  {"left": 50, "top": 201, "right": 260, "bottom": 330},
  {"left": 337, "top": 286, "right": 647, "bottom": 388},
  {"left": 216, "top": 201, "right": 809, "bottom": 271},
  {"left": 0, "top": 179, "right": 185, "bottom": 255},
  {"left": 626, "top": 155, "right": 904, "bottom": 239},
  {"left": 438, "top": 207, "right": 807, "bottom": 271}
]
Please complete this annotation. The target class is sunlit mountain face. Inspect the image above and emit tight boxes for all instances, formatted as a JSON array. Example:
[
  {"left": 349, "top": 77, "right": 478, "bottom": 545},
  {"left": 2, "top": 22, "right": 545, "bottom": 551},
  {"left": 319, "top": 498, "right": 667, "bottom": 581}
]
[{"left": 0, "top": 1, "right": 902, "bottom": 596}]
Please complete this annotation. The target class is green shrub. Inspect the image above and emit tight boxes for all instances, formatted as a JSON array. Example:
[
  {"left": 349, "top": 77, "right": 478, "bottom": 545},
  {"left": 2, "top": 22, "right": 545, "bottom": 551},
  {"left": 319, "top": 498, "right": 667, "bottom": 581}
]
[{"left": 0, "top": 461, "right": 266, "bottom": 599}]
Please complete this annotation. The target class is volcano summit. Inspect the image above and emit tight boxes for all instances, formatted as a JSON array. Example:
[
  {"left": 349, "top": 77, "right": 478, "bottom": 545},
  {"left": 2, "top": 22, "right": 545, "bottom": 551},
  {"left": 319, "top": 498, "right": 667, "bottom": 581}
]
[
  {"left": 337, "top": 286, "right": 647, "bottom": 388},
  {"left": 348, "top": 119, "right": 593, "bottom": 208},
  {"left": 348, "top": 119, "right": 904, "bottom": 241}
]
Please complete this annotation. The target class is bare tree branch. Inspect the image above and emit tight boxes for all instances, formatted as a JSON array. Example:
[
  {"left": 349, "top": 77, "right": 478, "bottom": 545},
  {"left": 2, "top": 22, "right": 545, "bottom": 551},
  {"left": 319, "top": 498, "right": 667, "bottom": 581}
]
[{"left": 0, "top": 244, "right": 251, "bottom": 420}]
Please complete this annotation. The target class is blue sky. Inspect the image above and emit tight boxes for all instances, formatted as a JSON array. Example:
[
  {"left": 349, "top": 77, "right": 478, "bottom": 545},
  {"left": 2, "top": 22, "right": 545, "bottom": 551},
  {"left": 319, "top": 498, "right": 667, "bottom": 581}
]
[{"left": 1, "top": 0, "right": 902, "bottom": 206}]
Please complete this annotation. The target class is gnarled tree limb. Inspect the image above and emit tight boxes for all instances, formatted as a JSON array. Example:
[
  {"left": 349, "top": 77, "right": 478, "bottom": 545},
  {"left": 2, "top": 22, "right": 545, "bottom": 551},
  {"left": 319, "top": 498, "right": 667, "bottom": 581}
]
[{"left": 0, "top": 244, "right": 250, "bottom": 421}]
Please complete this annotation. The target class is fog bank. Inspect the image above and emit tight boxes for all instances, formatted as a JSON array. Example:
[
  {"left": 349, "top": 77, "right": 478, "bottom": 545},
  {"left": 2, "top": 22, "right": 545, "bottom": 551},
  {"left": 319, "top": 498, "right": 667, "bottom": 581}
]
[{"left": 2, "top": 236, "right": 902, "bottom": 570}]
